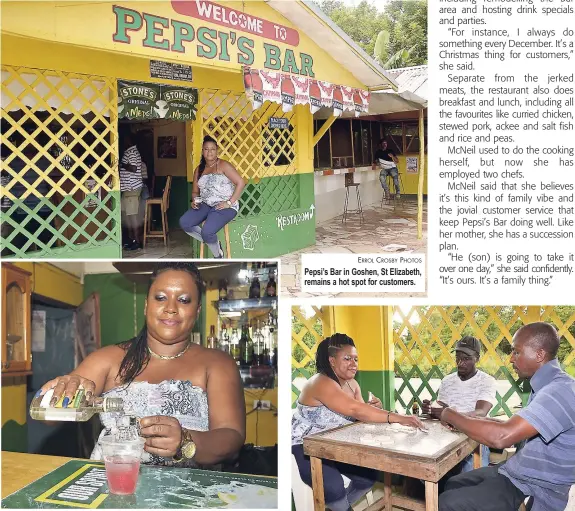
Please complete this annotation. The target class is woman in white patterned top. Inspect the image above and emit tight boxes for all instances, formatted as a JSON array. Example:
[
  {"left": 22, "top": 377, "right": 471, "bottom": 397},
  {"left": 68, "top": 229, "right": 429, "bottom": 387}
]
[
  {"left": 179, "top": 136, "right": 246, "bottom": 258},
  {"left": 37, "top": 262, "right": 245, "bottom": 467},
  {"left": 292, "top": 334, "right": 424, "bottom": 511}
]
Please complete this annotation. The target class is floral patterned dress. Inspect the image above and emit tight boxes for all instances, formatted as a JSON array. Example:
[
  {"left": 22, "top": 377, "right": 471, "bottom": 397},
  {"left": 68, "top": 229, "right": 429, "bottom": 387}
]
[{"left": 90, "top": 380, "right": 209, "bottom": 468}]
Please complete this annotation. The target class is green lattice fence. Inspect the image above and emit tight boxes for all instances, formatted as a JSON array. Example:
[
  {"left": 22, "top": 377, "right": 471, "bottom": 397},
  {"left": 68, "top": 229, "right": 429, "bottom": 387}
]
[{"left": 394, "top": 306, "right": 575, "bottom": 417}]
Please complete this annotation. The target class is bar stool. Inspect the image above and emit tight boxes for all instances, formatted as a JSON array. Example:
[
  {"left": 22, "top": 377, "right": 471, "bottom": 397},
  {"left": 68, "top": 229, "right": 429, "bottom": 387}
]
[
  {"left": 342, "top": 173, "right": 365, "bottom": 223},
  {"left": 143, "top": 175, "right": 172, "bottom": 248},
  {"left": 380, "top": 170, "right": 405, "bottom": 207},
  {"left": 199, "top": 222, "right": 232, "bottom": 258}
]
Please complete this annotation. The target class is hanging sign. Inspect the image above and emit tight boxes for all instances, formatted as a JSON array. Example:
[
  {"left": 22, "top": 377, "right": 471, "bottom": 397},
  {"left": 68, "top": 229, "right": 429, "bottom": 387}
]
[
  {"left": 160, "top": 86, "right": 198, "bottom": 121},
  {"left": 150, "top": 60, "right": 193, "bottom": 82},
  {"left": 118, "top": 81, "right": 160, "bottom": 120},
  {"left": 268, "top": 117, "right": 289, "bottom": 130},
  {"left": 406, "top": 157, "right": 419, "bottom": 174},
  {"left": 117, "top": 81, "right": 198, "bottom": 120},
  {"left": 243, "top": 67, "right": 370, "bottom": 117}
]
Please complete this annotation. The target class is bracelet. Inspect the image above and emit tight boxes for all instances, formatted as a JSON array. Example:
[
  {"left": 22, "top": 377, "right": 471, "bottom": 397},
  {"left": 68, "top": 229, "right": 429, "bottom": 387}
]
[{"left": 387, "top": 411, "right": 391, "bottom": 424}]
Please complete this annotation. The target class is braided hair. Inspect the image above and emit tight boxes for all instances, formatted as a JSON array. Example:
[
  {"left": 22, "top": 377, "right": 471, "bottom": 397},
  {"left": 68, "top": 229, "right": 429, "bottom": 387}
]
[
  {"left": 197, "top": 135, "right": 218, "bottom": 179},
  {"left": 117, "top": 262, "right": 205, "bottom": 384},
  {"left": 315, "top": 333, "right": 356, "bottom": 384}
]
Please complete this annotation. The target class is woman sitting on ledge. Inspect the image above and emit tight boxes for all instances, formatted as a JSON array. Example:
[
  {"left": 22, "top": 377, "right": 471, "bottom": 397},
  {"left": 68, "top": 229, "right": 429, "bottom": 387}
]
[{"left": 179, "top": 136, "right": 246, "bottom": 258}]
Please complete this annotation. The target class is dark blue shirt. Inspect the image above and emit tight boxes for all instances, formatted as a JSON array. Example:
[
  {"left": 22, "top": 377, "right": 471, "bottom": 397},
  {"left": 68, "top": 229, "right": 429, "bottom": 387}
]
[{"left": 499, "top": 359, "right": 575, "bottom": 511}]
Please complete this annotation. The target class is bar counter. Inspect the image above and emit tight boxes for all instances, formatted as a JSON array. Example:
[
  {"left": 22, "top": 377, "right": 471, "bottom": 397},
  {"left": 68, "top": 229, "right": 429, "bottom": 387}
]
[{"left": 1, "top": 451, "right": 277, "bottom": 508}]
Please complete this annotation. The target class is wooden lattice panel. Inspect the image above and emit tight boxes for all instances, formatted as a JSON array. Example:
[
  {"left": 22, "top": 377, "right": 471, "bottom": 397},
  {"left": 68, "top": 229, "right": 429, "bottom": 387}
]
[
  {"left": 200, "top": 90, "right": 298, "bottom": 219},
  {"left": 1, "top": 66, "right": 120, "bottom": 257},
  {"left": 291, "top": 306, "right": 332, "bottom": 407}
]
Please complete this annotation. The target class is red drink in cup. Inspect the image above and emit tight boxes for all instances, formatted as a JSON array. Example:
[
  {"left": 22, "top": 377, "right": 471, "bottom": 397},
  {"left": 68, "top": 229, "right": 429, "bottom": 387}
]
[
  {"left": 104, "top": 455, "right": 141, "bottom": 495},
  {"left": 99, "top": 436, "right": 145, "bottom": 495}
]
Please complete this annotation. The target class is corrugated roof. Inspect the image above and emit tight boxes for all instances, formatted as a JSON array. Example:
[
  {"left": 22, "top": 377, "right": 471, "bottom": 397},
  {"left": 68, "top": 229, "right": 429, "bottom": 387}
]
[{"left": 385, "top": 65, "right": 428, "bottom": 100}]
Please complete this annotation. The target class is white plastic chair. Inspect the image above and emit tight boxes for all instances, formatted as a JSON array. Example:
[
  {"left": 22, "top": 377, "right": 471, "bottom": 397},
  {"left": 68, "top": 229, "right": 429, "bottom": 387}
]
[{"left": 292, "top": 447, "right": 374, "bottom": 510}]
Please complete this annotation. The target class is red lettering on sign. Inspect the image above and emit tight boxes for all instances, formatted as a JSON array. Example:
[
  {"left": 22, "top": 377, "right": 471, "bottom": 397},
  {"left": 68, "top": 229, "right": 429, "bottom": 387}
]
[{"left": 171, "top": 0, "right": 299, "bottom": 46}]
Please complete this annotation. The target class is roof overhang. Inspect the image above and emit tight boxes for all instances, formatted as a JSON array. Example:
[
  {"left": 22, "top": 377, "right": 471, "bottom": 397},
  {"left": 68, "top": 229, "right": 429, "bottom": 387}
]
[{"left": 266, "top": 0, "right": 397, "bottom": 92}]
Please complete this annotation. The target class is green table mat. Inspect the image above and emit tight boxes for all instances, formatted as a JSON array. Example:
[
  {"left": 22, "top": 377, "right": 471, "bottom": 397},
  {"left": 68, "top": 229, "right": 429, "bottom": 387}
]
[{"left": 2, "top": 460, "right": 277, "bottom": 509}]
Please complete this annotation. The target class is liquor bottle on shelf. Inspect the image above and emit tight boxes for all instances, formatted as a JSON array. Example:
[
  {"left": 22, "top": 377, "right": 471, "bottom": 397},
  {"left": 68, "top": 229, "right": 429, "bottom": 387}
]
[
  {"left": 218, "top": 279, "right": 228, "bottom": 301},
  {"left": 219, "top": 327, "right": 230, "bottom": 354},
  {"left": 207, "top": 325, "right": 218, "bottom": 350},
  {"left": 252, "top": 321, "right": 265, "bottom": 366},
  {"left": 30, "top": 389, "right": 124, "bottom": 422},
  {"left": 249, "top": 275, "right": 261, "bottom": 299},
  {"left": 240, "top": 325, "right": 253, "bottom": 366},
  {"left": 265, "top": 271, "right": 277, "bottom": 297},
  {"left": 230, "top": 328, "right": 241, "bottom": 365}
]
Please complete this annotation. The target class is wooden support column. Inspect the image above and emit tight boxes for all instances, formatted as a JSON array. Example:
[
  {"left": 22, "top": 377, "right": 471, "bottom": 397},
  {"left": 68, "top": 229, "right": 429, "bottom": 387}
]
[
  {"left": 312, "top": 115, "right": 337, "bottom": 147},
  {"left": 418, "top": 108, "right": 425, "bottom": 239}
]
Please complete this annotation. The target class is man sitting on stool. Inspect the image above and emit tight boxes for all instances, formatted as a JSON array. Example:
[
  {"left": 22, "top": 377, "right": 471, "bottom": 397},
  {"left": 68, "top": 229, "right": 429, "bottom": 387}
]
[{"left": 373, "top": 139, "right": 400, "bottom": 200}]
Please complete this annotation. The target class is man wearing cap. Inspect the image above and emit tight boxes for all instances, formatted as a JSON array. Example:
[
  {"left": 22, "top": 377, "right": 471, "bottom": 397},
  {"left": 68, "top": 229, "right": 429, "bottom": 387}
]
[
  {"left": 422, "top": 336, "right": 496, "bottom": 472},
  {"left": 438, "top": 322, "right": 575, "bottom": 511}
]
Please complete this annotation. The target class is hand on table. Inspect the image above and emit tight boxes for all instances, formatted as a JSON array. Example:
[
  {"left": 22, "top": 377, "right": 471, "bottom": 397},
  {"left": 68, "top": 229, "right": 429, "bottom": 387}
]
[
  {"left": 139, "top": 415, "right": 183, "bottom": 457},
  {"left": 397, "top": 414, "right": 427, "bottom": 432},
  {"left": 40, "top": 374, "right": 96, "bottom": 407}
]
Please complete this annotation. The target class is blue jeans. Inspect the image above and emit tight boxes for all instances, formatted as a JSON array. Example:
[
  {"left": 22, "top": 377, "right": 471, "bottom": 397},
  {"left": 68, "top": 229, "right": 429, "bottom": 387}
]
[
  {"left": 179, "top": 202, "right": 236, "bottom": 257},
  {"left": 292, "top": 443, "right": 376, "bottom": 511},
  {"left": 461, "top": 444, "right": 491, "bottom": 473},
  {"left": 379, "top": 167, "right": 400, "bottom": 195}
]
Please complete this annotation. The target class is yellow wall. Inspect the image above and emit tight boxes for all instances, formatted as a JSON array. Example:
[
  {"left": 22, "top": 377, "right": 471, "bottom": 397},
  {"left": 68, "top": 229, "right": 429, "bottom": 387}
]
[
  {"left": 12, "top": 263, "right": 83, "bottom": 307},
  {"left": 397, "top": 154, "right": 428, "bottom": 195},
  {"left": 147, "top": 120, "right": 188, "bottom": 177},
  {"left": 244, "top": 388, "right": 277, "bottom": 446},
  {"left": 333, "top": 306, "right": 393, "bottom": 372},
  {"left": 1, "top": 377, "right": 27, "bottom": 428},
  {"left": 1, "top": 1, "right": 365, "bottom": 88}
]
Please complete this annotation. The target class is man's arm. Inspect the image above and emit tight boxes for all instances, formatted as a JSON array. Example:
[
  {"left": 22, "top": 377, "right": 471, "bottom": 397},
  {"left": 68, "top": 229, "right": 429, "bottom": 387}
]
[
  {"left": 440, "top": 408, "right": 538, "bottom": 449},
  {"left": 464, "top": 399, "right": 493, "bottom": 418}
]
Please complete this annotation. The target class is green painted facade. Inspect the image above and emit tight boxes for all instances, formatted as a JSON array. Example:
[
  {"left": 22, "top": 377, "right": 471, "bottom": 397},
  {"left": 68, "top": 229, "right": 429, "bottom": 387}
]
[
  {"left": 167, "top": 176, "right": 189, "bottom": 230},
  {"left": 356, "top": 370, "right": 395, "bottom": 412},
  {"left": 1, "top": 193, "right": 122, "bottom": 260},
  {"left": 191, "top": 173, "right": 316, "bottom": 258},
  {"left": 1, "top": 419, "right": 27, "bottom": 453}
]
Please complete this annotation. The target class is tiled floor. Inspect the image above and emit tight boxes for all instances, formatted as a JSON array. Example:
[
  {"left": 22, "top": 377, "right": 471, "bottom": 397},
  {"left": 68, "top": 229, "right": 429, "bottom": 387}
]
[
  {"left": 281, "top": 198, "right": 427, "bottom": 298},
  {"left": 122, "top": 229, "right": 197, "bottom": 259},
  {"left": 125, "top": 198, "right": 427, "bottom": 299}
]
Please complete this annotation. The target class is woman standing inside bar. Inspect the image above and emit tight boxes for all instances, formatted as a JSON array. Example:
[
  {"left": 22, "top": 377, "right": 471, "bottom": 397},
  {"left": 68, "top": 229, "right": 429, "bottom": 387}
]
[
  {"left": 292, "top": 334, "right": 424, "bottom": 511},
  {"left": 38, "top": 262, "right": 245, "bottom": 468},
  {"left": 179, "top": 136, "right": 246, "bottom": 258}
]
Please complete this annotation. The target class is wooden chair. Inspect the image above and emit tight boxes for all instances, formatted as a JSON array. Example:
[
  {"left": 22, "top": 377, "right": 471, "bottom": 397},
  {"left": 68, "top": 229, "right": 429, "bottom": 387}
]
[
  {"left": 143, "top": 175, "right": 172, "bottom": 248},
  {"left": 199, "top": 222, "right": 232, "bottom": 258}
]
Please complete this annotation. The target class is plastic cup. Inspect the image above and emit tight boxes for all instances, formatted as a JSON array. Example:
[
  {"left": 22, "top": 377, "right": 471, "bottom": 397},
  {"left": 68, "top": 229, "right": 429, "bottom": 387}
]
[{"left": 99, "top": 436, "right": 145, "bottom": 495}]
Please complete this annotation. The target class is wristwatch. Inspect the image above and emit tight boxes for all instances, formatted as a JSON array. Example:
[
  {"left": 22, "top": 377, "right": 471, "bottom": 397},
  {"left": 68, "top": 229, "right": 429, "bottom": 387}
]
[
  {"left": 173, "top": 429, "right": 196, "bottom": 462},
  {"left": 226, "top": 200, "right": 232, "bottom": 207}
]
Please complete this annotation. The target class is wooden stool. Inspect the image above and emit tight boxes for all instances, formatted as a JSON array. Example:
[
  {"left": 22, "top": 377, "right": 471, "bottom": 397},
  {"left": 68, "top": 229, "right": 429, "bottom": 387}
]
[
  {"left": 381, "top": 170, "right": 405, "bottom": 207},
  {"left": 199, "top": 222, "right": 232, "bottom": 258},
  {"left": 143, "top": 175, "right": 172, "bottom": 248},
  {"left": 342, "top": 173, "right": 364, "bottom": 223}
]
